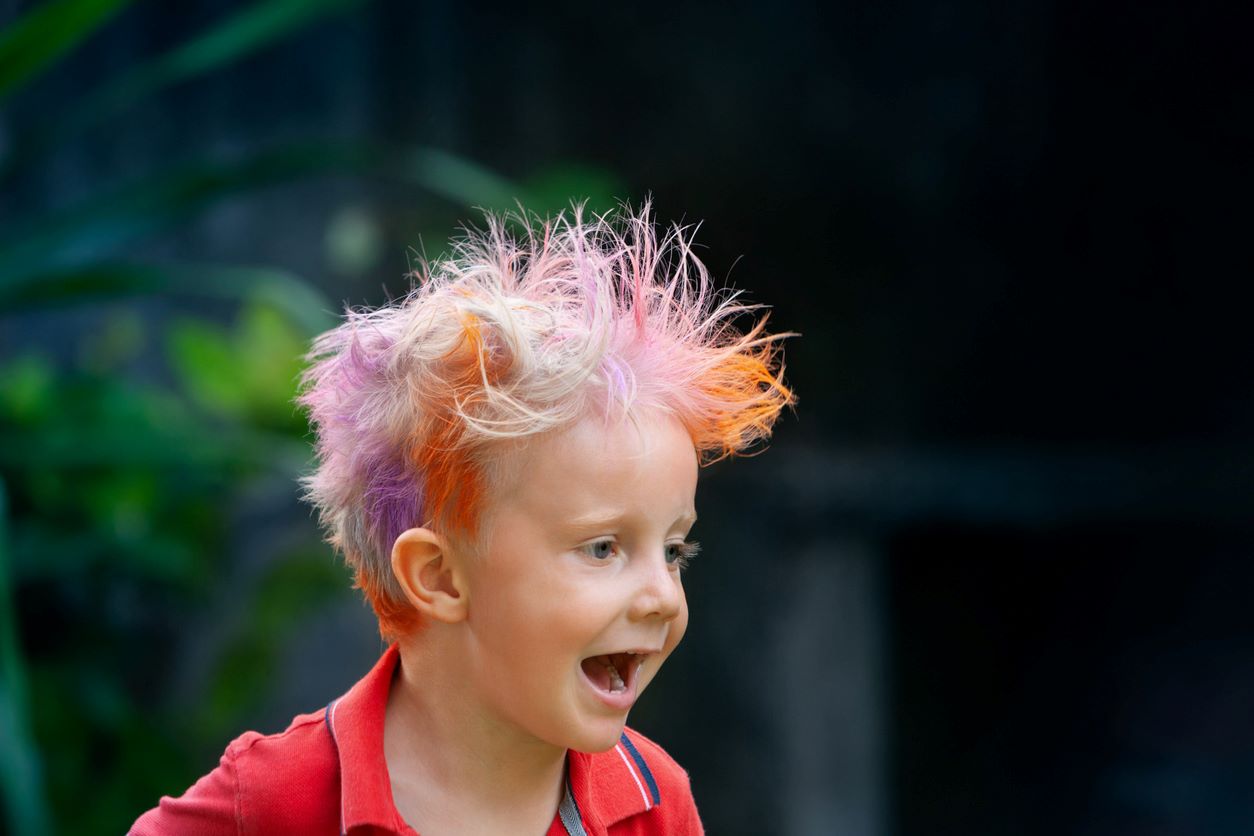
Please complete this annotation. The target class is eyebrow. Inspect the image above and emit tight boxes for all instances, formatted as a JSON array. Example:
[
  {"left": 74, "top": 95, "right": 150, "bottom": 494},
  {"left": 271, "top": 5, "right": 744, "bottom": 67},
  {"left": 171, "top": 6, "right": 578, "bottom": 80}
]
[{"left": 564, "top": 510, "right": 699, "bottom": 530}]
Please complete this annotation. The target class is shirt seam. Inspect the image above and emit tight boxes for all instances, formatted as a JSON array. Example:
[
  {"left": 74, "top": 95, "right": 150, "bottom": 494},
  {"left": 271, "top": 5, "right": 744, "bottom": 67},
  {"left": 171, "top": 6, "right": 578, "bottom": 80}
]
[
  {"left": 227, "top": 745, "right": 243, "bottom": 836},
  {"left": 228, "top": 713, "right": 327, "bottom": 759},
  {"left": 323, "top": 700, "right": 347, "bottom": 836}
]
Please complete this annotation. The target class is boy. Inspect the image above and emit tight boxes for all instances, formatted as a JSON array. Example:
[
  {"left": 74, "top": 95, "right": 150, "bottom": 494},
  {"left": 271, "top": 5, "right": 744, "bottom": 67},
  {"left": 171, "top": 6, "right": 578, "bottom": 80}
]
[{"left": 131, "top": 205, "right": 793, "bottom": 835}]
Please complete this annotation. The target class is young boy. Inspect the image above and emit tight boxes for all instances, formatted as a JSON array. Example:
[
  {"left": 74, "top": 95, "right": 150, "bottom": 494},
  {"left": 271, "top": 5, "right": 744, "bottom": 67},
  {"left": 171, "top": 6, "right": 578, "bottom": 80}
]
[{"left": 131, "top": 205, "right": 793, "bottom": 835}]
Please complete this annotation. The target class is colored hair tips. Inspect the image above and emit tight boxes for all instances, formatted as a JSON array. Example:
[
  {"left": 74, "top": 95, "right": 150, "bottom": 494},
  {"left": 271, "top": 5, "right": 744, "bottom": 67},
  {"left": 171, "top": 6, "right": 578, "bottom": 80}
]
[{"left": 299, "top": 202, "right": 794, "bottom": 639}]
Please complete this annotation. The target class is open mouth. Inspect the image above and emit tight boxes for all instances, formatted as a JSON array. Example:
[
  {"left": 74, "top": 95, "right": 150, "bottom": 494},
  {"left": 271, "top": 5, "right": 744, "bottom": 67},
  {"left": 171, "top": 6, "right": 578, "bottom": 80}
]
[{"left": 580, "top": 652, "right": 645, "bottom": 695}]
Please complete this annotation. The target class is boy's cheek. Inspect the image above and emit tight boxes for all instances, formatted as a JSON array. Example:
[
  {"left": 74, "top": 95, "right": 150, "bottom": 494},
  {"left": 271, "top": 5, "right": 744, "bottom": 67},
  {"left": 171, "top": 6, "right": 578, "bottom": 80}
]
[
  {"left": 670, "top": 598, "right": 690, "bottom": 649},
  {"left": 645, "top": 605, "right": 689, "bottom": 689}
]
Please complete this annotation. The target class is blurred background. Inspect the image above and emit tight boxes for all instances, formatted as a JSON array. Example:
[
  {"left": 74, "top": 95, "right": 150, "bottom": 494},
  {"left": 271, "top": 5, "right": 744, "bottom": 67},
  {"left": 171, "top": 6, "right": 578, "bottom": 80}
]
[{"left": 0, "top": 1, "right": 1249, "bottom": 834}]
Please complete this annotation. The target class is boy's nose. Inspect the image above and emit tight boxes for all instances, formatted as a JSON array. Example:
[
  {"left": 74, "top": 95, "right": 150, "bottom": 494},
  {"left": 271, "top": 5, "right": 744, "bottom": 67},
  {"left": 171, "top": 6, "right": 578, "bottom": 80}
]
[{"left": 628, "top": 551, "right": 684, "bottom": 623}]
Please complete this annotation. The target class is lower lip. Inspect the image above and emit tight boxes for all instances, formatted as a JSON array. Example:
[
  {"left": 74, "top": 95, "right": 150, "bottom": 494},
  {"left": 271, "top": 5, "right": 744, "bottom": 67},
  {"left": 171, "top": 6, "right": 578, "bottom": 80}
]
[{"left": 579, "top": 663, "right": 640, "bottom": 711}]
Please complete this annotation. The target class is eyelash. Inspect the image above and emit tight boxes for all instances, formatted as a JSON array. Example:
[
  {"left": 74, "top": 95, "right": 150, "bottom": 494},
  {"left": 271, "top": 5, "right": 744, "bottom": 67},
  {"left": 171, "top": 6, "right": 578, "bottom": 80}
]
[
  {"left": 666, "top": 540, "right": 701, "bottom": 571},
  {"left": 578, "top": 539, "right": 701, "bottom": 570}
]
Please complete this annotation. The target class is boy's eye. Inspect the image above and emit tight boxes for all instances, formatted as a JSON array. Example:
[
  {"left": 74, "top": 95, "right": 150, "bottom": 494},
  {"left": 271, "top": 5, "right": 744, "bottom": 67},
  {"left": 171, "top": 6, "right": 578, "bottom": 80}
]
[
  {"left": 580, "top": 539, "right": 618, "bottom": 560},
  {"left": 665, "top": 540, "right": 701, "bottom": 570}
]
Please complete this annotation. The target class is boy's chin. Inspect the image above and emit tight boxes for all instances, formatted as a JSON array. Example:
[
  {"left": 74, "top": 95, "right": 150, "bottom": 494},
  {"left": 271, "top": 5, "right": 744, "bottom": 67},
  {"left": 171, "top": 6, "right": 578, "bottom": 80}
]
[{"left": 566, "top": 719, "right": 630, "bottom": 754}]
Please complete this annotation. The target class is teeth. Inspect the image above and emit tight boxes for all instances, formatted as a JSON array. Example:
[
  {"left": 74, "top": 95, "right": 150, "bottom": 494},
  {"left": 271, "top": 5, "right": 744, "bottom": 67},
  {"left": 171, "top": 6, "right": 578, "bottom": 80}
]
[{"left": 603, "top": 658, "right": 626, "bottom": 693}]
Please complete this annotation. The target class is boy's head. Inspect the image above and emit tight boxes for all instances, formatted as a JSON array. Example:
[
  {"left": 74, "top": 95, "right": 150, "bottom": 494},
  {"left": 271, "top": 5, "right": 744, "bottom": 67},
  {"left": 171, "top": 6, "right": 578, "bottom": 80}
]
[{"left": 299, "top": 204, "right": 793, "bottom": 641}]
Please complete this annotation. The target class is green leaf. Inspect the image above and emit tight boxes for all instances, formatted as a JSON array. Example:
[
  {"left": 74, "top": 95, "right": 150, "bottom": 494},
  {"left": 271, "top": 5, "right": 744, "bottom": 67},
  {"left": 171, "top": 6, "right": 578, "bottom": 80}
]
[
  {"left": 198, "top": 638, "right": 275, "bottom": 744},
  {"left": 1, "top": 0, "right": 364, "bottom": 173},
  {"left": 251, "top": 550, "right": 345, "bottom": 636},
  {"left": 167, "top": 319, "right": 249, "bottom": 418},
  {"left": 167, "top": 299, "right": 314, "bottom": 427},
  {"left": 0, "top": 262, "right": 335, "bottom": 334},
  {"left": 0, "top": 0, "right": 133, "bottom": 104},
  {"left": 0, "top": 142, "right": 523, "bottom": 289},
  {"left": 521, "top": 163, "right": 630, "bottom": 218},
  {"left": 235, "top": 300, "right": 308, "bottom": 427},
  {"left": 0, "top": 417, "right": 307, "bottom": 471},
  {"left": 196, "top": 548, "right": 343, "bottom": 740},
  {"left": 64, "top": 0, "right": 364, "bottom": 133},
  {"left": 81, "top": 469, "right": 157, "bottom": 542},
  {"left": 0, "top": 144, "right": 369, "bottom": 286},
  {"left": 397, "top": 147, "right": 521, "bottom": 211},
  {"left": 0, "top": 356, "right": 55, "bottom": 424},
  {"left": 0, "top": 479, "right": 52, "bottom": 836}
]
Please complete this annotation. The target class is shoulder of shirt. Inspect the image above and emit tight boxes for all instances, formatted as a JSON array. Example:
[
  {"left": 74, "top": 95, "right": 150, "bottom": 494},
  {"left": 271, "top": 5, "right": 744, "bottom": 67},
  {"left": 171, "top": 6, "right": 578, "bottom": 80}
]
[
  {"left": 222, "top": 708, "right": 341, "bottom": 831},
  {"left": 129, "top": 708, "right": 340, "bottom": 836},
  {"left": 225, "top": 707, "right": 330, "bottom": 758}
]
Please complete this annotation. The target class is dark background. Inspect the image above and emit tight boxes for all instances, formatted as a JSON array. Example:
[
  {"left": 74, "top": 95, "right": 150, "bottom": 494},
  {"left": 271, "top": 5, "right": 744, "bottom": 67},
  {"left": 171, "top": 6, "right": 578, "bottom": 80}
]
[{"left": 1, "top": 1, "right": 1250, "bottom": 834}]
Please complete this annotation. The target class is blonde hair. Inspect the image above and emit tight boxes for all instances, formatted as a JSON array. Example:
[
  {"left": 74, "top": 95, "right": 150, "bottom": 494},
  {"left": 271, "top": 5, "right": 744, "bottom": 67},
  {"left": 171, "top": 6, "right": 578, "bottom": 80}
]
[{"left": 299, "top": 203, "right": 794, "bottom": 638}]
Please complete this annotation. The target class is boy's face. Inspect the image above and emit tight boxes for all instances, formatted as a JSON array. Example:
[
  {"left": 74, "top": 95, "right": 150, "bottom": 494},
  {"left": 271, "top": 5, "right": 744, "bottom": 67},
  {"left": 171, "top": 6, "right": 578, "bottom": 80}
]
[{"left": 458, "top": 411, "right": 696, "bottom": 754}]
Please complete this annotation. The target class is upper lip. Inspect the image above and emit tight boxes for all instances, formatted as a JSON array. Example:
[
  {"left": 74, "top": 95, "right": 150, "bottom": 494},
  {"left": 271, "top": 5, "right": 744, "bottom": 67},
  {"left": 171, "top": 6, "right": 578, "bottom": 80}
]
[{"left": 587, "top": 648, "right": 662, "bottom": 658}]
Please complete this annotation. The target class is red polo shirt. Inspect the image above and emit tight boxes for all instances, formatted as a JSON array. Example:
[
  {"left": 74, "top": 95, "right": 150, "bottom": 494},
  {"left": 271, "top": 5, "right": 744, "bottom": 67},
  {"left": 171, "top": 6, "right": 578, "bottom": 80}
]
[{"left": 130, "top": 645, "right": 703, "bottom": 835}]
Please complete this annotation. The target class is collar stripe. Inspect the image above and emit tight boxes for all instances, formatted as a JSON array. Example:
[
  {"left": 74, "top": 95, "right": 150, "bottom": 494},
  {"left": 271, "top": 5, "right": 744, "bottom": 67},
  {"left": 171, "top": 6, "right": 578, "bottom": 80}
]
[
  {"left": 617, "top": 733, "right": 661, "bottom": 807},
  {"left": 613, "top": 744, "right": 652, "bottom": 810}
]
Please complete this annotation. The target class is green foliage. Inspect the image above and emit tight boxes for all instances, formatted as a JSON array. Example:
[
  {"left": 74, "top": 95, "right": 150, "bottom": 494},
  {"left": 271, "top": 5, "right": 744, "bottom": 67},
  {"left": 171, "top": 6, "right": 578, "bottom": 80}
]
[
  {"left": 0, "top": 356, "right": 56, "bottom": 424},
  {"left": 199, "top": 550, "right": 347, "bottom": 742},
  {"left": 0, "top": 2, "right": 626, "bottom": 832},
  {"left": 68, "top": 0, "right": 365, "bottom": 129},
  {"left": 0, "top": 0, "right": 366, "bottom": 177},
  {"left": 0, "top": 0, "right": 133, "bottom": 103},
  {"left": 0, "top": 477, "right": 52, "bottom": 836},
  {"left": 523, "top": 163, "right": 630, "bottom": 217},
  {"left": 0, "top": 1, "right": 376, "bottom": 829},
  {"left": 0, "top": 301, "right": 319, "bottom": 834},
  {"left": 168, "top": 298, "right": 310, "bottom": 429}
]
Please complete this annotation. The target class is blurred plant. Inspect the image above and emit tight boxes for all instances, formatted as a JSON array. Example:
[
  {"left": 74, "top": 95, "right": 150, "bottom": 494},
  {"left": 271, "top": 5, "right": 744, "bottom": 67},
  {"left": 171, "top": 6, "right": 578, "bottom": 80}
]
[
  {"left": 0, "top": 300, "right": 334, "bottom": 833},
  {"left": 0, "top": 1, "right": 626, "bottom": 834}
]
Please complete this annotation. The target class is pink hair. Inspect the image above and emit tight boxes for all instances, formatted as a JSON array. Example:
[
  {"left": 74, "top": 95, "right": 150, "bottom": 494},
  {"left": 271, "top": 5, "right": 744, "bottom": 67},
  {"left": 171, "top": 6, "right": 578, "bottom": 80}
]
[{"left": 299, "top": 203, "right": 794, "bottom": 638}]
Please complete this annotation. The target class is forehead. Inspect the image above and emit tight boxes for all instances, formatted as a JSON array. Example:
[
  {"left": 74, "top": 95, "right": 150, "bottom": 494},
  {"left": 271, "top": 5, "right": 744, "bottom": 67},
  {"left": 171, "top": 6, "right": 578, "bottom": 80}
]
[{"left": 490, "top": 411, "right": 699, "bottom": 527}]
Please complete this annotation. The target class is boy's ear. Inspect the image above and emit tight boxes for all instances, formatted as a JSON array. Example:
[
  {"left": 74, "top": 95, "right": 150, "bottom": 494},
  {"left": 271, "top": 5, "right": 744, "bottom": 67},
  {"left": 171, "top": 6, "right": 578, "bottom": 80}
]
[{"left": 390, "top": 528, "right": 468, "bottom": 624}]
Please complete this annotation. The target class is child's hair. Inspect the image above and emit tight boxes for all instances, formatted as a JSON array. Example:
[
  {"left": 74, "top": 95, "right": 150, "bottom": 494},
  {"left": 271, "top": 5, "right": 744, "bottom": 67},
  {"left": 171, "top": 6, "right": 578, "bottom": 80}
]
[{"left": 299, "top": 203, "right": 794, "bottom": 639}]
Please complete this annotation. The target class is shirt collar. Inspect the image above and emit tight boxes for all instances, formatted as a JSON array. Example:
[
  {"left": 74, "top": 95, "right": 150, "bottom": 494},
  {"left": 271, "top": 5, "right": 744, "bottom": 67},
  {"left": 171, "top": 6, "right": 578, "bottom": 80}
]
[
  {"left": 325, "top": 643, "right": 410, "bottom": 834},
  {"left": 326, "top": 645, "right": 664, "bottom": 834},
  {"left": 571, "top": 731, "right": 663, "bottom": 829}
]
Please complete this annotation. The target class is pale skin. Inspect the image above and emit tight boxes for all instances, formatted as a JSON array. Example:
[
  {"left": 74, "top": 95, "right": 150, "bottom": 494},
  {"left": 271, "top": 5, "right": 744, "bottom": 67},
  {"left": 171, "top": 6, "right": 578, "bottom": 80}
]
[{"left": 383, "top": 412, "right": 697, "bottom": 836}]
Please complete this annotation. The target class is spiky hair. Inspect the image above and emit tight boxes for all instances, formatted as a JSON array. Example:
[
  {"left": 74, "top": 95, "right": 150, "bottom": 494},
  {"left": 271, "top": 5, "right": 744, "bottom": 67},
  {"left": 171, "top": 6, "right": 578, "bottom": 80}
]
[{"left": 299, "top": 203, "right": 794, "bottom": 638}]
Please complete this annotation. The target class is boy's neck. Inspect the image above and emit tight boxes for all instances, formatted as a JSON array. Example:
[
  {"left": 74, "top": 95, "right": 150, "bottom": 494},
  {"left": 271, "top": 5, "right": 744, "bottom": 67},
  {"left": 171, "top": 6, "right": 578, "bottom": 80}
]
[{"left": 384, "top": 630, "right": 567, "bottom": 835}]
